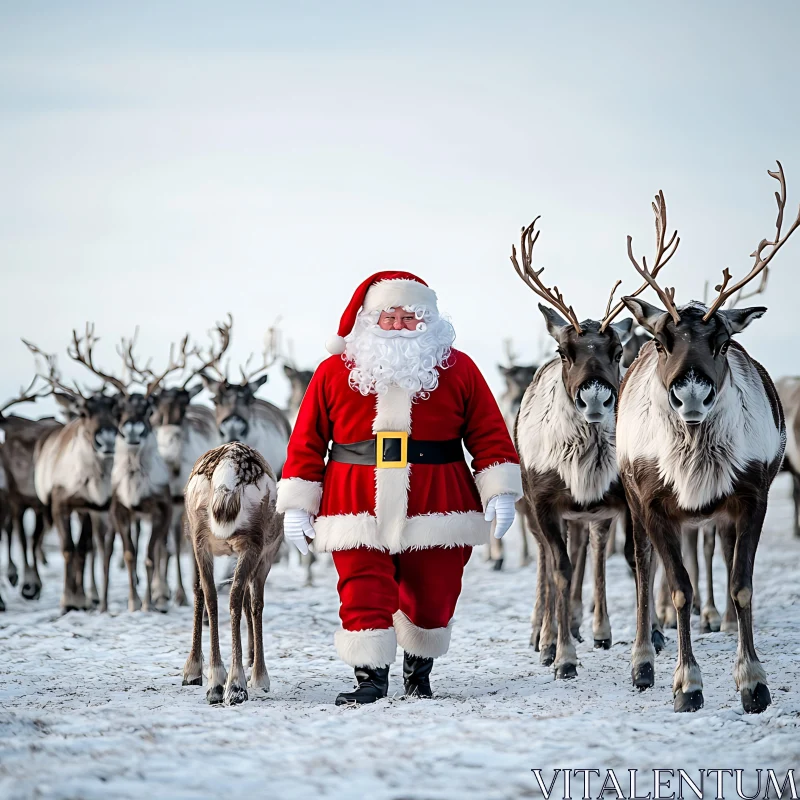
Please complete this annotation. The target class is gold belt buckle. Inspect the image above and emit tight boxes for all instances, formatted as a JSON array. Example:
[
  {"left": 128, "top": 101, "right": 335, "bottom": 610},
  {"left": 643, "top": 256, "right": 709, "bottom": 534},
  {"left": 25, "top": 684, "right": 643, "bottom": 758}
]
[{"left": 376, "top": 431, "right": 408, "bottom": 469}]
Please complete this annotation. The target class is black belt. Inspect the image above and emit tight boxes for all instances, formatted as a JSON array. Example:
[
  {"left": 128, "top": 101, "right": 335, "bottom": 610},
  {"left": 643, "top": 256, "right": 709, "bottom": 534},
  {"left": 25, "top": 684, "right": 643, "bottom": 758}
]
[{"left": 329, "top": 434, "right": 463, "bottom": 468}]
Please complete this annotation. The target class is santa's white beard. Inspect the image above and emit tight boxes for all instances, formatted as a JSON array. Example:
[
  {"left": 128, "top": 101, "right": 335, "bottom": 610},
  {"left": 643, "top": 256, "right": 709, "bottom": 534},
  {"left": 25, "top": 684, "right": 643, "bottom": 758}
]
[{"left": 345, "top": 311, "right": 455, "bottom": 398}]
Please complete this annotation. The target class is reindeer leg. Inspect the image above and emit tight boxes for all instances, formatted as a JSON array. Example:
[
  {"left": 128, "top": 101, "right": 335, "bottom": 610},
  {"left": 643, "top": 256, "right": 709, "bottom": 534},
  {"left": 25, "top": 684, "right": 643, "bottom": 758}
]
[
  {"left": 530, "top": 537, "right": 548, "bottom": 651},
  {"left": 182, "top": 545, "right": 205, "bottom": 687},
  {"left": 243, "top": 584, "right": 255, "bottom": 668},
  {"left": 248, "top": 558, "right": 270, "bottom": 693},
  {"left": 86, "top": 519, "right": 100, "bottom": 607},
  {"left": 54, "top": 507, "right": 78, "bottom": 613},
  {"left": 534, "top": 507, "right": 577, "bottom": 679},
  {"left": 224, "top": 548, "right": 257, "bottom": 705},
  {"left": 71, "top": 513, "right": 92, "bottom": 610},
  {"left": 22, "top": 510, "right": 45, "bottom": 600},
  {"left": 173, "top": 511, "right": 189, "bottom": 607},
  {"left": 628, "top": 501, "right": 657, "bottom": 689},
  {"left": 700, "top": 525, "right": 721, "bottom": 633},
  {"left": 792, "top": 472, "right": 800, "bottom": 539},
  {"left": 650, "top": 512, "right": 703, "bottom": 713},
  {"left": 489, "top": 534, "right": 504, "bottom": 571},
  {"left": 728, "top": 511, "right": 770, "bottom": 713},
  {"left": 648, "top": 548, "right": 666, "bottom": 653},
  {"left": 5, "top": 510, "right": 18, "bottom": 588},
  {"left": 718, "top": 526, "right": 737, "bottom": 633},
  {"left": 589, "top": 519, "right": 612, "bottom": 649},
  {"left": 518, "top": 498, "right": 531, "bottom": 567},
  {"left": 115, "top": 504, "right": 141, "bottom": 612},
  {"left": 150, "top": 502, "right": 171, "bottom": 613},
  {"left": 195, "top": 546, "right": 225, "bottom": 704},
  {"left": 657, "top": 556, "right": 677, "bottom": 628},
  {"left": 683, "top": 527, "right": 701, "bottom": 616},
  {"left": 568, "top": 521, "right": 587, "bottom": 642}
]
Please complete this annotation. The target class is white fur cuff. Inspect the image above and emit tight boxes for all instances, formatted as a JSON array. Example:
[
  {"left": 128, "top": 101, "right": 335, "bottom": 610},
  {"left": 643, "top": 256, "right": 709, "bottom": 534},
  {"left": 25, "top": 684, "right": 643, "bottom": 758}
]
[
  {"left": 334, "top": 627, "right": 398, "bottom": 668},
  {"left": 276, "top": 477, "right": 323, "bottom": 515},
  {"left": 393, "top": 610, "right": 453, "bottom": 658},
  {"left": 474, "top": 462, "right": 523, "bottom": 507}
]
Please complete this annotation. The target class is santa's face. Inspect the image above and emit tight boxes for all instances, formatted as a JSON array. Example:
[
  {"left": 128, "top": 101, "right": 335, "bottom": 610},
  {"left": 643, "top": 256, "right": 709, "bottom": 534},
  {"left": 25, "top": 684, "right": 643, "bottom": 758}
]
[{"left": 377, "top": 307, "right": 422, "bottom": 332}]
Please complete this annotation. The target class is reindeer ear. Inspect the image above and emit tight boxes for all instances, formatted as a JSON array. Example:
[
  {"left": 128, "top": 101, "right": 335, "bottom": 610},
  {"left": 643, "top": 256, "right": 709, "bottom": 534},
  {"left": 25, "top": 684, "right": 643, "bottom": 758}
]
[
  {"left": 538, "top": 304, "right": 571, "bottom": 340},
  {"left": 621, "top": 297, "right": 666, "bottom": 335},
  {"left": 250, "top": 375, "right": 269, "bottom": 391},
  {"left": 187, "top": 383, "right": 203, "bottom": 400},
  {"left": 717, "top": 307, "right": 767, "bottom": 334},
  {"left": 610, "top": 317, "right": 634, "bottom": 345}
]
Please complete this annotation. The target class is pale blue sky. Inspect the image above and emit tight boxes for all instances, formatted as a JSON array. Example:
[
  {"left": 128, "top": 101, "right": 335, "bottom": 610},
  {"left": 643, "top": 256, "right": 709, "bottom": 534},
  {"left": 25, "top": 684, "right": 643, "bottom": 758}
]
[{"left": 2, "top": 2, "right": 799, "bottom": 413}]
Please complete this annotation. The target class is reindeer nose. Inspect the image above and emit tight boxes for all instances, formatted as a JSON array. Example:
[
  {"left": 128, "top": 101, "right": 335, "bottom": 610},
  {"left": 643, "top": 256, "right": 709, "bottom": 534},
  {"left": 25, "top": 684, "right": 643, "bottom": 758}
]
[
  {"left": 669, "top": 378, "right": 716, "bottom": 424},
  {"left": 575, "top": 381, "right": 615, "bottom": 423}
]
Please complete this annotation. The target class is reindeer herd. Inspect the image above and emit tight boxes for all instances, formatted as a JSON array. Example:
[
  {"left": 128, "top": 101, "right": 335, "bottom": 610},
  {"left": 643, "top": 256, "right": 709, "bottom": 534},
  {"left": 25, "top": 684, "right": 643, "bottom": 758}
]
[{"left": 1, "top": 160, "right": 799, "bottom": 714}]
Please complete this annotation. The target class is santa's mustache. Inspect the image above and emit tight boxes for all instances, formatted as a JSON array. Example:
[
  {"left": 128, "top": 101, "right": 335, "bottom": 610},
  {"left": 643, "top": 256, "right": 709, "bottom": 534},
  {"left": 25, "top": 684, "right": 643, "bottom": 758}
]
[{"left": 371, "top": 323, "right": 428, "bottom": 339}]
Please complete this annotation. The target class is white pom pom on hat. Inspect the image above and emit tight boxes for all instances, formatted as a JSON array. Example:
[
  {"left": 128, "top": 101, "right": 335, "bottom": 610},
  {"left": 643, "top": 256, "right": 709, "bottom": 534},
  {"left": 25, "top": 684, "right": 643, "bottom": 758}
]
[{"left": 325, "top": 271, "right": 438, "bottom": 355}]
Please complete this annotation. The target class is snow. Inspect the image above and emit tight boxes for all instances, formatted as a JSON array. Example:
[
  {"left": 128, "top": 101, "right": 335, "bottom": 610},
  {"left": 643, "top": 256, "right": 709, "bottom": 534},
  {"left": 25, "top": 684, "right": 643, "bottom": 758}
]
[{"left": 2, "top": 477, "right": 800, "bottom": 800}]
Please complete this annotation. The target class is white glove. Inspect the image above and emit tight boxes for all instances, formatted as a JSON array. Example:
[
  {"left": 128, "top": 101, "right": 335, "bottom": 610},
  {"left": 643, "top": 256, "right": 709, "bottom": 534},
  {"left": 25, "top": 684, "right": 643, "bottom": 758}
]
[
  {"left": 283, "top": 508, "right": 316, "bottom": 555},
  {"left": 485, "top": 494, "right": 516, "bottom": 540}
]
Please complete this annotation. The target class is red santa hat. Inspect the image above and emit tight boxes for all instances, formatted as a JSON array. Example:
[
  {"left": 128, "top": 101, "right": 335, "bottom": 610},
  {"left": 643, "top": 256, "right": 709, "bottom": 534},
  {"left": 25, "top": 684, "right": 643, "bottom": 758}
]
[{"left": 325, "top": 271, "right": 438, "bottom": 355}]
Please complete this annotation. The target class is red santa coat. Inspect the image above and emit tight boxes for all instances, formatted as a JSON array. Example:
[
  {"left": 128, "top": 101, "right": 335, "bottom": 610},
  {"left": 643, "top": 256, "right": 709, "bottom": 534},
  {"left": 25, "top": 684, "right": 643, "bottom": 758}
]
[{"left": 276, "top": 349, "right": 522, "bottom": 553}]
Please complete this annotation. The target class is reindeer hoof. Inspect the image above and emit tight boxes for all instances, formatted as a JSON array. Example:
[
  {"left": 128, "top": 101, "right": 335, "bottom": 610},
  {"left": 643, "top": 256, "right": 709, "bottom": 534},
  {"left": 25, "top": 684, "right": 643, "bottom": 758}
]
[
  {"left": 174, "top": 588, "right": 188, "bottom": 607},
  {"left": 593, "top": 638, "right": 612, "bottom": 650},
  {"left": 570, "top": 627, "right": 584, "bottom": 643},
  {"left": 154, "top": 598, "right": 169, "bottom": 614},
  {"left": 539, "top": 643, "right": 556, "bottom": 667},
  {"left": 555, "top": 663, "right": 578, "bottom": 680},
  {"left": 7, "top": 567, "right": 18, "bottom": 587},
  {"left": 224, "top": 685, "right": 248, "bottom": 706},
  {"left": 651, "top": 629, "right": 666, "bottom": 654},
  {"left": 206, "top": 684, "right": 225, "bottom": 705},
  {"left": 741, "top": 683, "right": 771, "bottom": 714},
  {"left": 492, "top": 558, "right": 504, "bottom": 572},
  {"left": 99, "top": 602, "right": 108, "bottom": 613},
  {"left": 128, "top": 597, "right": 142, "bottom": 612},
  {"left": 674, "top": 689, "right": 704, "bottom": 713},
  {"left": 248, "top": 674, "right": 270, "bottom": 693},
  {"left": 632, "top": 662, "right": 654, "bottom": 690},
  {"left": 183, "top": 675, "right": 203, "bottom": 687},
  {"left": 21, "top": 582, "right": 41, "bottom": 601},
  {"left": 720, "top": 619, "right": 738, "bottom": 633}
]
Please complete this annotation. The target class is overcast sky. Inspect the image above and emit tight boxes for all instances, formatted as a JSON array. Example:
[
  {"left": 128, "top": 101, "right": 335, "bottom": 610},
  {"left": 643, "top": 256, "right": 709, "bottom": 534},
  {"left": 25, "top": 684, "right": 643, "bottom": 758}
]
[{"left": 2, "top": 1, "right": 799, "bottom": 416}]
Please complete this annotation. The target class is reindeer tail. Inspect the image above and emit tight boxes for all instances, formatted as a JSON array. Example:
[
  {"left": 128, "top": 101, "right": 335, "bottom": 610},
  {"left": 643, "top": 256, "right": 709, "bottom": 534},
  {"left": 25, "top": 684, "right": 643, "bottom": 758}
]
[{"left": 209, "top": 458, "right": 243, "bottom": 539}]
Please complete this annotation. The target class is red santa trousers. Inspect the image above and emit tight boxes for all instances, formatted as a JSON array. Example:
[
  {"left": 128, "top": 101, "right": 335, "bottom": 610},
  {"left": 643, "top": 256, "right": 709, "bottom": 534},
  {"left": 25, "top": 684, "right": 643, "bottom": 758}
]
[{"left": 331, "top": 546, "right": 472, "bottom": 667}]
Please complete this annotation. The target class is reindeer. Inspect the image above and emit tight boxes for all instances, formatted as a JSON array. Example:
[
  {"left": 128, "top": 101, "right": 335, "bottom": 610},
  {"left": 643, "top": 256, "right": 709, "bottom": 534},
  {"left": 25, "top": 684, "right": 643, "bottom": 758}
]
[
  {"left": 119, "top": 333, "right": 219, "bottom": 606},
  {"left": 0, "top": 366, "right": 64, "bottom": 602},
  {"left": 182, "top": 441, "right": 283, "bottom": 705},
  {"left": 198, "top": 316, "right": 292, "bottom": 476},
  {"left": 510, "top": 216, "right": 641, "bottom": 677},
  {"left": 618, "top": 162, "right": 798, "bottom": 713},
  {"left": 493, "top": 339, "right": 539, "bottom": 570},
  {"left": 30, "top": 327, "right": 129, "bottom": 611}
]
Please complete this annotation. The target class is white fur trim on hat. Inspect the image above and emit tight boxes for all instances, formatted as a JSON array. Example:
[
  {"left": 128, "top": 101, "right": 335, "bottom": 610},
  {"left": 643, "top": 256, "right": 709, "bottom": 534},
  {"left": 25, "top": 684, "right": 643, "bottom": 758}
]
[
  {"left": 326, "top": 335, "right": 347, "bottom": 355},
  {"left": 363, "top": 279, "right": 438, "bottom": 314},
  {"left": 334, "top": 627, "right": 398, "bottom": 667}
]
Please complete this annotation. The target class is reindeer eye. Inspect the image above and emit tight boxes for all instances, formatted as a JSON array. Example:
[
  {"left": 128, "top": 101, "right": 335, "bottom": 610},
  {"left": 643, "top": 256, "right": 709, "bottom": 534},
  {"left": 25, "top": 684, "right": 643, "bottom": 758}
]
[
  {"left": 653, "top": 340, "right": 665, "bottom": 354},
  {"left": 614, "top": 352, "right": 622, "bottom": 362},
  {"left": 718, "top": 341, "right": 730, "bottom": 357}
]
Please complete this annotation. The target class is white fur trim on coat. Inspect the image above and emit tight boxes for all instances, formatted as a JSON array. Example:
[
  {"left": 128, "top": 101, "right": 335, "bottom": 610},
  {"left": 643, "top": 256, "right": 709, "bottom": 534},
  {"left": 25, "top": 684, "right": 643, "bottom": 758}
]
[
  {"left": 312, "top": 511, "right": 489, "bottom": 553},
  {"left": 363, "top": 279, "right": 438, "bottom": 314},
  {"left": 474, "top": 461, "right": 523, "bottom": 508},
  {"left": 334, "top": 626, "right": 398, "bottom": 667},
  {"left": 393, "top": 610, "right": 453, "bottom": 658},
  {"left": 276, "top": 477, "right": 323, "bottom": 515}
]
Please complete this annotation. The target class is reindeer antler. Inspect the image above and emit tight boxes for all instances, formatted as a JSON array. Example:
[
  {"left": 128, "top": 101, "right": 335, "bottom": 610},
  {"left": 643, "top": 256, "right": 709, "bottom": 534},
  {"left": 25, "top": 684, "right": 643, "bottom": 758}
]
[
  {"left": 239, "top": 319, "right": 281, "bottom": 385},
  {"left": 601, "top": 190, "right": 681, "bottom": 330},
  {"left": 510, "top": 217, "right": 582, "bottom": 334},
  {"left": 0, "top": 370, "right": 52, "bottom": 415},
  {"left": 118, "top": 329, "right": 195, "bottom": 398},
  {"left": 704, "top": 161, "right": 800, "bottom": 321},
  {"left": 181, "top": 314, "right": 234, "bottom": 388},
  {"left": 19, "top": 339, "right": 85, "bottom": 406},
  {"left": 68, "top": 323, "right": 129, "bottom": 395}
]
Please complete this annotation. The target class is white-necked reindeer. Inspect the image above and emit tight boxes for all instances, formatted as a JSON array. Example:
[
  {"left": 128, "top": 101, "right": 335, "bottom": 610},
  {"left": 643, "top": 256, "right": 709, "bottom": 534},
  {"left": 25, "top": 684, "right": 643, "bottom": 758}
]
[
  {"left": 198, "top": 316, "right": 292, "bottom": 477},
  {"left": 120, "top": 333, "right": 219, "bottom": 606},
  {"left": 618, "top": 162, "right": 798, "bottom": 713},
  {"left": 182, "top": 441, "right": 283, "bottom": 706},
  {"left": 31, "top": 328, "right": 125, "bottom": 613},
  {"left": 510, "top": 217, "right": 639, "bottom": 677}
]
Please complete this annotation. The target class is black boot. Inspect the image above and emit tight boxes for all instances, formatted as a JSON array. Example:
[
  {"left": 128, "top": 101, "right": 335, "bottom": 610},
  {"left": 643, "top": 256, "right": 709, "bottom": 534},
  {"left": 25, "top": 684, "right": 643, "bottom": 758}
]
[
  {"left": 403, "top": 652, "right": 434, "bottom": 698},
  {"left": 335, "top": 666, "right": 390, "bottom": 706}
]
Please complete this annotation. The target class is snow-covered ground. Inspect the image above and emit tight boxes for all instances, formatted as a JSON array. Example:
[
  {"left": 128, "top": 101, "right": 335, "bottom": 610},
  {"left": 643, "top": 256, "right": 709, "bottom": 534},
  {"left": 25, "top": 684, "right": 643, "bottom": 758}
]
[{"left": 1, "top": 477, "right": 799, "bottom": 800}]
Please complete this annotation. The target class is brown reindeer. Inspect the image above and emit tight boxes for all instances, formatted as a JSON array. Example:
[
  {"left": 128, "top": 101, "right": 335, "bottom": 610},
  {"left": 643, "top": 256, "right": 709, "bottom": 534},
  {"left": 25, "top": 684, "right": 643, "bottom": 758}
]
[
  {"left": 510, "top": 216, "right": 638, "bottom": 676},
  {"left": 182, "top": 442, "right": 283, "bottom": 705},
  {"left": 618, "top": 162, "right": 799, "bottom": 713}
]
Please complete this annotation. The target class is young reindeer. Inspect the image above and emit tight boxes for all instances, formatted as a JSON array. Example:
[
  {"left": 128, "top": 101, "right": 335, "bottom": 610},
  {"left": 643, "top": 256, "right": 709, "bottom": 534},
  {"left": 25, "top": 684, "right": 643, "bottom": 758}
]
[
  {"left": 511, "top": 217, "right": 635, "bottom": 677},
  {"left": 31, "top": 330, "right": 124, "bottom": 613},
  {"left": 182, "top": 441, "right": 283, "bottom": 705},
  {"left": 199, "top": 316, "right": 292, "bottom": 476},
  {"left": 618, "top": 162, "right": 799, "bottom": 714},
  {"left": 120, "top": 333, "right": 219, "bottom": 606}
]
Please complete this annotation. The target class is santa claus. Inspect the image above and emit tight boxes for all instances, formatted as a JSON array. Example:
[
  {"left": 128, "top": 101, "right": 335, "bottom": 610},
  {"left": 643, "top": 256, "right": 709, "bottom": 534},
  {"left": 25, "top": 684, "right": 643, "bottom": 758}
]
[{"left": 277, "top": 271, "right": 521, "bottom": 705}]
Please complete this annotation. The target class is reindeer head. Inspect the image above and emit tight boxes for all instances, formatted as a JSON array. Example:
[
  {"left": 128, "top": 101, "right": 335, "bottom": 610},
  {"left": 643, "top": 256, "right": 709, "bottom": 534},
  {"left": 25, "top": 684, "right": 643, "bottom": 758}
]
[
  {"left": 622, "top": 161, "right": 799, "bottom": 426},
  {"left": 149, "top": 385, "right": 204, "bottom": 427},
  {"left": 509, "top": 217, "right": 633, "bottom": 424}
]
